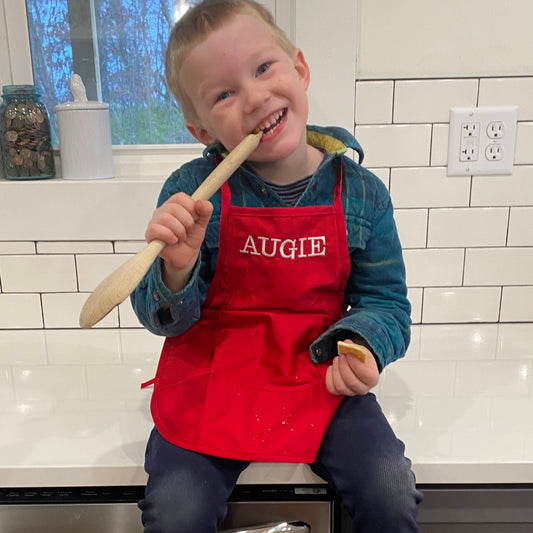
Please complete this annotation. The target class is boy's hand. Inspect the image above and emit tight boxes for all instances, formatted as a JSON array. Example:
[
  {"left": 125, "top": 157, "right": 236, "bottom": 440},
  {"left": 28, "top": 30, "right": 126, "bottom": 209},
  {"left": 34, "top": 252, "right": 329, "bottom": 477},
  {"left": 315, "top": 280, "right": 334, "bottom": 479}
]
[
  {"left": 325, "top": 339, "right": 379, "bottom": 396},
  {"left": 145, "top": 192, "right": 213, "bottom": 290}
]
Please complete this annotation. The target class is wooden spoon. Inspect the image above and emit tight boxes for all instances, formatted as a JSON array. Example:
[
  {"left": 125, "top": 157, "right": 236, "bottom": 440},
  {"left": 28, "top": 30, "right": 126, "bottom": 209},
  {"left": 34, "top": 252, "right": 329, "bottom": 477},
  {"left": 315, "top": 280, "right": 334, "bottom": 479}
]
[{"left": 79, "top": 131, "right": 262, "bottom": 329}]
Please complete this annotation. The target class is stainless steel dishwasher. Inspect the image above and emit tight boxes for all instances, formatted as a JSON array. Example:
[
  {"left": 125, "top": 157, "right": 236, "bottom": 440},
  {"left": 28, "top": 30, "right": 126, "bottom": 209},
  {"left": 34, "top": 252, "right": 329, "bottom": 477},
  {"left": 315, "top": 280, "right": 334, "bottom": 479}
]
[{"left": 0, "top": 484, "right": 341, "bottom": 532}]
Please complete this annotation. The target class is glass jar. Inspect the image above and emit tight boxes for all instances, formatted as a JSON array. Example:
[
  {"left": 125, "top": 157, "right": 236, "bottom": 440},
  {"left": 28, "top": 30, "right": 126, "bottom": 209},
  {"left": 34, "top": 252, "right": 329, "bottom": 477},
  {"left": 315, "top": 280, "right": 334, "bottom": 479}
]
[{"left": 0, "top": 85, "right": 55, "bottom": 180}]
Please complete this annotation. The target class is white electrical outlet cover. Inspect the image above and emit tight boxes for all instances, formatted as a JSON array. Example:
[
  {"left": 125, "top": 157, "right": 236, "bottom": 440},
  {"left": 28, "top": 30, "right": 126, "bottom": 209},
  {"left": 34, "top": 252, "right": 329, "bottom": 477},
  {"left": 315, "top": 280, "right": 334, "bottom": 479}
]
[{"left": 447, "top": 106, "right": 518, "bottom": 177}]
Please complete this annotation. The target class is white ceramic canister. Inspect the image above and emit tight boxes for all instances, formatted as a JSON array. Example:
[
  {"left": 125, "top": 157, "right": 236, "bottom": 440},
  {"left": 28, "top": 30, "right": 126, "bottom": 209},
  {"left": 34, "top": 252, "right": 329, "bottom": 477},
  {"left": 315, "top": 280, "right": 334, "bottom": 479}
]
[{"left": 56, "top": 74, "right": 114, "bottom": 180}]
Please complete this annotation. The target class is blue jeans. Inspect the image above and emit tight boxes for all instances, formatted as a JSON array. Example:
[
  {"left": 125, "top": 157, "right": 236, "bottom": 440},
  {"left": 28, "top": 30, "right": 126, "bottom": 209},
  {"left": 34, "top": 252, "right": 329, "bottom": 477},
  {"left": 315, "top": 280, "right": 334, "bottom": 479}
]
[{"left": 139, "top": 393, "right": 422, "bottom": 532}]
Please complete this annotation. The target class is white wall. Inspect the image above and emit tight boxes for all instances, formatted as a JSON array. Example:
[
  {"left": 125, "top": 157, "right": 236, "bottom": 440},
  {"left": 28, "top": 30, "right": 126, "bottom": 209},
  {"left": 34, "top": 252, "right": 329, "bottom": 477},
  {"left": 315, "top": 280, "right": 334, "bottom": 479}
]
[
  {"left": 0, "top": 2, "right": 10, "bottom": 89},
  {"left": 294, "top": 0, "right": 357, "bottom": 131},
  {"left": 356, "top": 0, "right": 533, "bottom": 79},
  {"left": 0, "top": 0, "right": 32, "bottom": 88}
]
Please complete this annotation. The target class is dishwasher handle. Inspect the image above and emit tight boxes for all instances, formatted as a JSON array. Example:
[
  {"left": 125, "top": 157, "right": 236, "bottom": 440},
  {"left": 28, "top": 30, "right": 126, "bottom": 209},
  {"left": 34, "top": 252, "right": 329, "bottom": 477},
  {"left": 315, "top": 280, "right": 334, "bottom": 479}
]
[{"left": 219, "top": 520, "right": 311, "bottom": 533}]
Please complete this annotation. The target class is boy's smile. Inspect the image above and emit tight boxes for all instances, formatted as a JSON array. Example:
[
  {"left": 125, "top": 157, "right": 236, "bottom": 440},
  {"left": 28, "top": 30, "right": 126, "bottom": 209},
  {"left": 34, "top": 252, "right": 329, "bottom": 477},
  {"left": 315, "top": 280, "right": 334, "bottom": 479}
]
[
  {"left": 180, "top": 13, "right": 317, "bottom": 183},
  {"left": 254, "top": 108, "right": 287, "bottom": 138}
]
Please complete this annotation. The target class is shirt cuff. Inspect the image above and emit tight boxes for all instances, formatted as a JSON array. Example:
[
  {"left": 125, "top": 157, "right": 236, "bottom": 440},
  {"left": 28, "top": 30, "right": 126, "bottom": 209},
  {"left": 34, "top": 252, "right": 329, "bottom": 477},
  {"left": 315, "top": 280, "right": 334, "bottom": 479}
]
[
  {"left": 150, "top": 256, "right": 200, "bottom": 302},
  {"left": 310, "top": 324, "right": 381, "bottom": 369}
]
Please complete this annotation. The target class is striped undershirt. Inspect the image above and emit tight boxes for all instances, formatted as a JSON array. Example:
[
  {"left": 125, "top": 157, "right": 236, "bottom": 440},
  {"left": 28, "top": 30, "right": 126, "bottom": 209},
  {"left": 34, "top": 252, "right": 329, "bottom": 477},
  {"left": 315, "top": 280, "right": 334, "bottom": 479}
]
[{"left": 265, "top": 175, "right": 312, "bottom": 206}]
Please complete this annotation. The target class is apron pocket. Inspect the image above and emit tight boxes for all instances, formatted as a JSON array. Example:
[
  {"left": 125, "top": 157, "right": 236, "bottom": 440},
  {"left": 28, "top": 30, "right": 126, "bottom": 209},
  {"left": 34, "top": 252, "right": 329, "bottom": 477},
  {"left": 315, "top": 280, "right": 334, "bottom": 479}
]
[{"left": 199, "top": 375, "right": 329, "bottom": 460}]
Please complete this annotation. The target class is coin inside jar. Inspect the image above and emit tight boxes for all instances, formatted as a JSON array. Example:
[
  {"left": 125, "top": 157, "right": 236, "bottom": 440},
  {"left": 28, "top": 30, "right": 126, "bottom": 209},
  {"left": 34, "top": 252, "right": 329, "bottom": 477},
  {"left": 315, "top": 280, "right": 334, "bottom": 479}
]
[
  {"left": 0, "top": 85, "right": 55, "bottom": 179},
  {"left": 5, "top": 105, "right": 17, "bottom": 120}
]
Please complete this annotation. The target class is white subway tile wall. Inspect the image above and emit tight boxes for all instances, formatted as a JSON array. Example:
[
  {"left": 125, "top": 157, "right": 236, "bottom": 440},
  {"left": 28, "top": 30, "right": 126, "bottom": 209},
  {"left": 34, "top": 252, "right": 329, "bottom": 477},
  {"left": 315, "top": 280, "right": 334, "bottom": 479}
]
[
  {"left": 422, "top": 287, "right": 502, "bottom": 323},
  {"left": 0, "top": 76, "right": 532, "bottom": 446},
  {"left": 393, "top": 79, "right": 479, "bottom": 123},
  {"left": 0, "top": 242, "right": 36, "bottom": 254},
  {"left": 0, "top": 255, "right": 78, "bottom": 292},
  {"left": 354, "top": 80, "right": 394, "bottom": 124},
  {"left": 360, "top": 77, "right": 533, "bottom": 462},
  {"left": 478, "top": 78, "right": 533, "bottom": 118},
  {"left": 516, "top": 122, "right": 533, "bottom": 164},
  {"left": 501, "top": 287, "right": 533, "bottom": 322},
  {"left": 508, "top": 207, "right": 533, "bottom": 246},
  {"left": 391, "top": 167, "right": 471, "bottom": 208},
  {"left": 353, "top": 124, "right": 432, "bottom": 167},
  {"left": 76, "top": 254, "right": 135, "bottom": 292}
]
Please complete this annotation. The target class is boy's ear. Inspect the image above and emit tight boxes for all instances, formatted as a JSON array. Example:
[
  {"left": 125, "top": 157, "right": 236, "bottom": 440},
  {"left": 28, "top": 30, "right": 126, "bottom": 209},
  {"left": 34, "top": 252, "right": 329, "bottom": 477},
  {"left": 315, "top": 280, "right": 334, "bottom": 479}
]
[
  {"left": 293, "top": 48, "right": 311, "bottom": 90},
  {"left": 186, "top": 122, "right": 217, "bottom": 146}
]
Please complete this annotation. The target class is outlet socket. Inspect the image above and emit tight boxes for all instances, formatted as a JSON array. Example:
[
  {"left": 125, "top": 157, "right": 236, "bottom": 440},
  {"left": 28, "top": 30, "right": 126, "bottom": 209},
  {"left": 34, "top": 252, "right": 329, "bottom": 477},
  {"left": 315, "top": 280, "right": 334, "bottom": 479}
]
[
  {"left": 447, "top": 106, "right": 517, "bottom": 176},
  {"left": 486, "top": 143, "right": 504, "bottom": 161},
  {"left": 487, "top": 121, "right": 505, "bottom": 139}
]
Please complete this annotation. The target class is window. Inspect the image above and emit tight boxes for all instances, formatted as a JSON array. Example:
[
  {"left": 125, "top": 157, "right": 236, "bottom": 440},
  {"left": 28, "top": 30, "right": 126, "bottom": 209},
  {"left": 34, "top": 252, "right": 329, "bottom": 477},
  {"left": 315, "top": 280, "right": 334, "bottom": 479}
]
[
  {"left": 7, "top": 0, "right": 355, "bottom": 153},
  {"left": 25, "top": 0, "right": 202, "bottom": 145}
]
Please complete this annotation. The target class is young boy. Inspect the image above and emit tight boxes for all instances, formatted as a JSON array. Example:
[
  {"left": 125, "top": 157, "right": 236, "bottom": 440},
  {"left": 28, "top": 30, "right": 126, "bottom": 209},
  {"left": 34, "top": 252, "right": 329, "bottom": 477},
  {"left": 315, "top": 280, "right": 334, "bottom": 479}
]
[{"left": 131, "top": 1, "right": 422, "bottom": 531}]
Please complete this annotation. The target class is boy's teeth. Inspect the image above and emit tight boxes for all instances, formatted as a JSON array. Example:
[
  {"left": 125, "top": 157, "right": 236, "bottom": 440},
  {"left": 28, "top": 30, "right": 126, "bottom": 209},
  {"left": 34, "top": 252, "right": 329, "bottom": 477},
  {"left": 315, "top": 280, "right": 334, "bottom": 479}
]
[{"left": 259, "top": 110, "right": 284, "bottom": 132}]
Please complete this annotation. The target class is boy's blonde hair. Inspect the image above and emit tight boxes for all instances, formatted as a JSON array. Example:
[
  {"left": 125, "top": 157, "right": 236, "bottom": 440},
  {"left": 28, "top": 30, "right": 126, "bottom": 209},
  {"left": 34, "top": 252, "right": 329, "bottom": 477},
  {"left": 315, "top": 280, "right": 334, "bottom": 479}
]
[{"left": 165, "top": 0, "right": 296, "bottom": 123}]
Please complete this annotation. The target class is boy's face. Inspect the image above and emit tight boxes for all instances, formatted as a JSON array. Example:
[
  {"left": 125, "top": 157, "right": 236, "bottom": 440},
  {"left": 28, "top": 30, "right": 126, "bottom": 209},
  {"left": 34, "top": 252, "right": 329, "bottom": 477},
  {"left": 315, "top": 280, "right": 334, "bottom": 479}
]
[{"left": 180, "top": 13, "right": 310, "bottom": 165}]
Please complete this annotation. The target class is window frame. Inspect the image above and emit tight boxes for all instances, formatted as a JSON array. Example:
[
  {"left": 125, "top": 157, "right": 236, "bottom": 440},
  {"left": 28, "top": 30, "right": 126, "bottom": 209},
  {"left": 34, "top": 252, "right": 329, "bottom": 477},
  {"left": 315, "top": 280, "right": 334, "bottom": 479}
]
[{"left": 1, "top": 0, "right": 356, "bottom": 178}]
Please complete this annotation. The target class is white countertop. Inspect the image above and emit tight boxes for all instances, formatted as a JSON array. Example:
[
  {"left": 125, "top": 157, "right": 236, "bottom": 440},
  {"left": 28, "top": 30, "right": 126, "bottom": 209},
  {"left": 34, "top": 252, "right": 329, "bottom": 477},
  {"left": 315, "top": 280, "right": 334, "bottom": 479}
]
[
  {"left": 3, "top": 397, "right": 533, "bottom": 487},
  {"left": 3, "top": 323, "right": 533, "bottom": 488}
]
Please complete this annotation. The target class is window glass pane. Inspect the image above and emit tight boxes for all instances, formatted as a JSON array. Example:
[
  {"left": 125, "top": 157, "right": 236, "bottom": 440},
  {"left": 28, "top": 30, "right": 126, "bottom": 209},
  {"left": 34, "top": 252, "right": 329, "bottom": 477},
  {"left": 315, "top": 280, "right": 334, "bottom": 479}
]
[
  {"left": 25, "top": 0, "right": 201, "bottom": 145},
  {"left": 25, "top": 0, "right": 73, "bottom": 144}
]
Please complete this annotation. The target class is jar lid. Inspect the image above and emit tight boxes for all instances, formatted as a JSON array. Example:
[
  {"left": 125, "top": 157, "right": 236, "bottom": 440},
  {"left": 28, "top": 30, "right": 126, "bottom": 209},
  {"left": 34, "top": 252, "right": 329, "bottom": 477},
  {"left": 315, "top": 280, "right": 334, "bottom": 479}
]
[{"left": 2, "top": 84, "right": 39, "bottom": 96}]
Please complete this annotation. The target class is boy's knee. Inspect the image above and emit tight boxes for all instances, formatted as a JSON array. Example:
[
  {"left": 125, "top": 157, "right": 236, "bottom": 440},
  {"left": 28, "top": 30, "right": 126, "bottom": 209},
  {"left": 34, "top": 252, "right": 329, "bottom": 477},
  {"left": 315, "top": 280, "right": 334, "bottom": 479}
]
[
  {"left": 140, "top": 476, "right": 223, "bottom": 533},
  {"left": 141, "top": 495, "right": 219, "bottom": 533},
  {"left": 369, "top": 457, "right": 421, "bottom": 509},
  {"left": 141, "top": 501, "right": 216, "bottom": 533},
  {"left": 343, "top": 458, "right": 422, "bottom": 531}
]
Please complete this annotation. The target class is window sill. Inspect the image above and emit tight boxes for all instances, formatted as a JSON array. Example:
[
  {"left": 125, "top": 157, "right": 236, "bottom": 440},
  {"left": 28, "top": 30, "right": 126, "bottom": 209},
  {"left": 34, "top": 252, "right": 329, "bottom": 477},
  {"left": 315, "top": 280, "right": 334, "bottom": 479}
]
[
  {"left": 0, "top": 151, "right": 198, "bottom": 240},
  {"left": 0, "top": 143, "right": 203, "bottom": 181},
  {"left": 87, "top": 143, "right": 203, "bottom": 180}
]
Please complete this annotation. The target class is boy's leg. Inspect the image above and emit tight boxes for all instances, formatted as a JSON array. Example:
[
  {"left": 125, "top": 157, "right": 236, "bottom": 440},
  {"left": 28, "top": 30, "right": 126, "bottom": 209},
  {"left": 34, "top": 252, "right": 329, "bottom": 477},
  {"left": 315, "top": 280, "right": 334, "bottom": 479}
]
[
  {"left": 311, "top": 393, "right": 422, "bottom": 533},
  {"left": 139, "top": 428, "right": 250, "bottom": 533}
]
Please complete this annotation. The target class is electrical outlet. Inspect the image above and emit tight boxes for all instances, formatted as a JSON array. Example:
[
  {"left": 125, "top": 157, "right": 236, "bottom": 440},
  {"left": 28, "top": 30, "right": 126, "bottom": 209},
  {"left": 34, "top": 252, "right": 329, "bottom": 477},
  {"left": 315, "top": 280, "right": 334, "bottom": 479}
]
[
  {"left": 487, "top": 121, "right": 505, "bottom": 139},
  {"left": 462, "top": 122, "right": 480, "bottom": 138},
  {"left": 486, "top": 143, "right": 503, "bottom": 161},
  {"left": 447, "top": 106, "right": 518, "bottom": 176},
  {"left": 460, "top": 138, "right": 479, "bottom": 162}
]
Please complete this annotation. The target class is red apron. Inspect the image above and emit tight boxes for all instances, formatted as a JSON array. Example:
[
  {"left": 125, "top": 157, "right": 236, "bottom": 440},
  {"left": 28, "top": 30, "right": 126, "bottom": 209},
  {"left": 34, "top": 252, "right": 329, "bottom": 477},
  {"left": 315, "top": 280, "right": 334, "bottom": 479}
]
[{"left": 149, "top": 165, "right": 351, "bottom": 462}]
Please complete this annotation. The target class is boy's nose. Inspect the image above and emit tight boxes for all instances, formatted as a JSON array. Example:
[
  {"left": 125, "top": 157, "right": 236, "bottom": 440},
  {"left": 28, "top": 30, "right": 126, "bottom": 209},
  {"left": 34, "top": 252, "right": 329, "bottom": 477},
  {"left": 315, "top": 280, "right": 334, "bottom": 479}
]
[{"left": 243, "top": 82, "right": 269, "bottom": 113}]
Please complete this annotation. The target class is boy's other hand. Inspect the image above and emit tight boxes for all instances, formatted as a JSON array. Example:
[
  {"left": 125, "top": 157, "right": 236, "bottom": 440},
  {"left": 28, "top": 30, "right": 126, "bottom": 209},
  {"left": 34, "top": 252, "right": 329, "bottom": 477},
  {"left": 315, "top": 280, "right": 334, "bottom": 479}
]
[{"left": 326, "top": 340, "right": 379, "bottom": 396}]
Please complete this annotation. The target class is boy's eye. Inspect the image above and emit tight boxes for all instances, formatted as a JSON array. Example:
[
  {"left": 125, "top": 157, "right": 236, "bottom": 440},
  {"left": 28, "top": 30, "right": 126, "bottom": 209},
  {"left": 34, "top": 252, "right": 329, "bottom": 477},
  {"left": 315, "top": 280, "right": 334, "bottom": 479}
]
[
  {"left": 256, "top": 62, "right": 271, "bottom": 76},
  {"left": 216, "top": 91, "right": 232, "bottom": 102}
]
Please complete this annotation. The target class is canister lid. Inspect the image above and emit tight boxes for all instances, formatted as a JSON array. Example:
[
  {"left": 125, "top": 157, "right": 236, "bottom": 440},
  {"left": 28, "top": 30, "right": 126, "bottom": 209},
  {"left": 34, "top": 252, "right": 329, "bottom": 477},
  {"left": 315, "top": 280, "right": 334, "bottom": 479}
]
[{"left": 55, "top": 74, "right": 109, "bottom": 111}]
